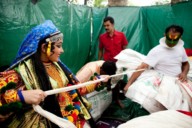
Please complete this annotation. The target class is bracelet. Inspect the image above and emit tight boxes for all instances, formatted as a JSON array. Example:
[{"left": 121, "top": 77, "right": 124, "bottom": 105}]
[
  {"left": 17, "top": 90, "right": 25, "bottom": 103},
  {"left": 86, "top": 84, "right": 95, "bottom": 93}
]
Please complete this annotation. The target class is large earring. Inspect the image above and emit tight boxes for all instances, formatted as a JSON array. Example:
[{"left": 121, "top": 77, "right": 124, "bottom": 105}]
[{"left": 46, "top": 38, "right": 52, "bottom": 57}]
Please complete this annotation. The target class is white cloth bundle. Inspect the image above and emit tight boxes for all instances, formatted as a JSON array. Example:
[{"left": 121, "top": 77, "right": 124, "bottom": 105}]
[
  {"left": 115, "top": 49, "right": 192, "bottom": 113},
  {"left": 118, "top": 110, "right": 192, "bottom": 128}
]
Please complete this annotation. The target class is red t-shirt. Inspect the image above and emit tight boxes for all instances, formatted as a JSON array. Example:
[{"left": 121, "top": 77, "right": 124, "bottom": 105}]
[{"left": 99, "top": 30, "right": 128, "bottom": 62}]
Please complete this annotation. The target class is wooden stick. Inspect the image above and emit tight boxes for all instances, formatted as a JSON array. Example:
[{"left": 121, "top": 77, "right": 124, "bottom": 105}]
[
  {"left": 109, "top": 68, "right": 145, "bottom": 78},
  {"left": 45, "top": 68, "right": 146, "bottom": 96},
  {"left": 45, "top": 78, "right": 105, "bottom": 95}
]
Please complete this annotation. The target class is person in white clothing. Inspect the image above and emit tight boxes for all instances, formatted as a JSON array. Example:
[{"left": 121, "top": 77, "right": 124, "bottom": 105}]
[{"left": 123, "top": 25, "right": 191, "bottom": 113}]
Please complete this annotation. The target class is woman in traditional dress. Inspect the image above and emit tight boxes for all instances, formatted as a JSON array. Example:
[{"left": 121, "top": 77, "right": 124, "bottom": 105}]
[{"left": 0, "top": 20, "right": 106, "bottom": 128}]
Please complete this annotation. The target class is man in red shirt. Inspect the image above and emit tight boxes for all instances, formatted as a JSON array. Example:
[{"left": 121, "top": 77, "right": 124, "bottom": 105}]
[{"left": 98, "top": 16, "right": 128, "bottom": 62}]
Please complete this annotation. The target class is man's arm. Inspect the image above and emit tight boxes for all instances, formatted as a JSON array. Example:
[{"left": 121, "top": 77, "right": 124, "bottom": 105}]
[
  {"left": 98, "top": 48, "right": 103, "bottom": 60},
  {"left": 123, "top": 45, "right": 127, "bottom": 50},
  {"left": 124, "top": 62, "right": 149, "bottom": 92},
  {"left": 178, "top": 61, "right": 190, "bottom": 82},
  {"left": 122, "top": 33, "right": 128, "bottom": 49}
]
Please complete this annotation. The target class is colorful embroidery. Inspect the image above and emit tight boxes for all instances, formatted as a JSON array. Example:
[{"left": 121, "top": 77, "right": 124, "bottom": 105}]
[
  {"left": 0, "top": 70, "right": 22, "bottom": 115},
  {"left": 63, "top": 84, "right": 85, "bottom": 128},
  {"left": 3, "top": 89, "right": 17, "bottom": 103}
]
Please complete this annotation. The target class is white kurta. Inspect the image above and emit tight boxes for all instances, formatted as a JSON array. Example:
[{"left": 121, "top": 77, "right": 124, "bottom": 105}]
[
  {"left": 114, "top": 39, "right": 191, "bottom": 113},
  {"left": 144, "top": 37, "right": 188, "bottom": 77}
]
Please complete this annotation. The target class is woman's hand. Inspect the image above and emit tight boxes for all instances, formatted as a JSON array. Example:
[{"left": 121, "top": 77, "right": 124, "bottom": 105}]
[{"left": 20, "top": 90, "right": 47, "bottom": 105}]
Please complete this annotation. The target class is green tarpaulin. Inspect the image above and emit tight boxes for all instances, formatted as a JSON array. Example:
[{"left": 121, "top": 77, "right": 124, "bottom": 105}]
[{"left": 0, "top": 0, "right": 192, "bottom": 73}]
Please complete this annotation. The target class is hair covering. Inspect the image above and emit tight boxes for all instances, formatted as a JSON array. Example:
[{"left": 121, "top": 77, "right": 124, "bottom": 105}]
[{"left": 9, "top": 20, "right": 58, "bottom": 69}]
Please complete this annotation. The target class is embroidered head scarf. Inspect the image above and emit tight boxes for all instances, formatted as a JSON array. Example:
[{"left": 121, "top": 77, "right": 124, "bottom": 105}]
[
  {"left": 8, "top": 19, "right": 77, "bottom": 84},
  {"left": 9, "top": 20, "right": 58, "bottom": 69}
]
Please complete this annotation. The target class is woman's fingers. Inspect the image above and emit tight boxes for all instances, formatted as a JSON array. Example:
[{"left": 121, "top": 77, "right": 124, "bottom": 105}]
[{"left": 21, "top": 90, "right": 47, "bottom": 105}]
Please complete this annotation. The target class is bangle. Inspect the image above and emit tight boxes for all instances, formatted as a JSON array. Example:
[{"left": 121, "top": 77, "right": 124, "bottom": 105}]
[{"left": 17, "top": 90, "right": 25, "bottom": 103}]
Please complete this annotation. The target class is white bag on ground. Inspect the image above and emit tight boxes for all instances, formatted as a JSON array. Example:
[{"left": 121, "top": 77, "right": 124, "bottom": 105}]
[{"left": 118, "top": 110, "right": 192, "bottom": 128}]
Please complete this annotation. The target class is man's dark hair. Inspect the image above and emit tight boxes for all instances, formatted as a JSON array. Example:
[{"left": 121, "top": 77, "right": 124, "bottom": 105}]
[
  {"left": 103, "top": 16, "right": 114, "bottom": 24},
  {"left": 165, "top": 25, "right": 184, "bottom": 36},
  {"left": 101, "top": 61, "right": 117, "bottom": 75}
]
